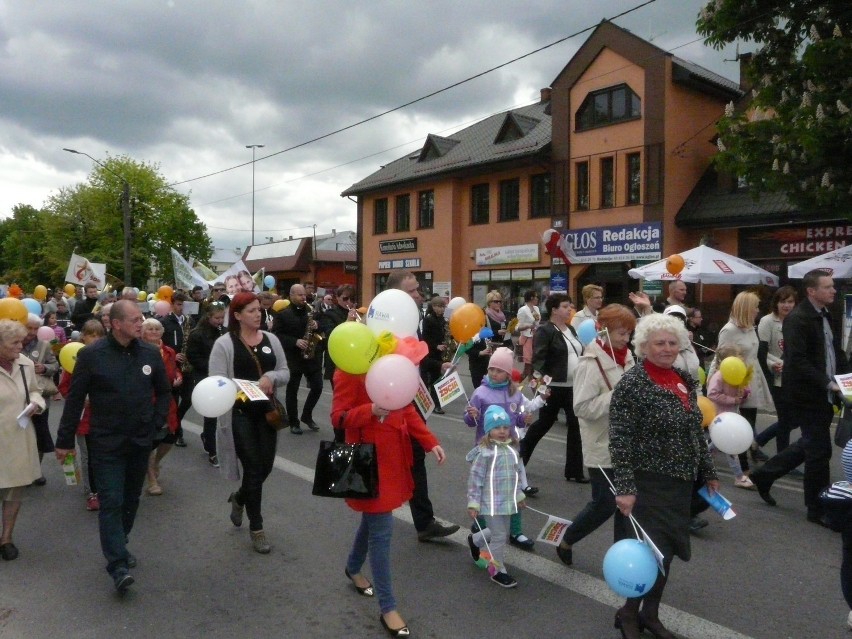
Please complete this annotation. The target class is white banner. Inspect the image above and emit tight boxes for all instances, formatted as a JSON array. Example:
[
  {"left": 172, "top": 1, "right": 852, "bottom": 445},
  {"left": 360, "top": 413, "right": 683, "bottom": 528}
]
[
  {"left": 65, "top": 253, "right": 106, "bottom": 287},
  {"left": 170, "top": 248, "right": 209, "bottom": 292}
]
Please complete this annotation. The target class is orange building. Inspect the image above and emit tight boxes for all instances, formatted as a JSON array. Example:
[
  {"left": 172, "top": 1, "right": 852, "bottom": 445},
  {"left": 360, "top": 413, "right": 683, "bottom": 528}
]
[{"left": 342, "top": 21, "right": 743, "bottom": 315}]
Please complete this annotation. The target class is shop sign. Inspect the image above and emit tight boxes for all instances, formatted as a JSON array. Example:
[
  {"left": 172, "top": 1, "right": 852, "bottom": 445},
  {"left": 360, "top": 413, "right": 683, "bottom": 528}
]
[
  {"left": 379, "top": 237, "right": 417, "bottom": 254},
  {"left": 560, "top": 222, "right": 662, "bottom": 263},
  {"left": 475, "top": 244, "right": 539, "bottom": 266},
  {"left": 739, "top": 223, "right": 852, "bottom": 260},
  {"left": 550, "top": 272, "right": 568, "bottom": 293},
  {"left": 377, "top": 257, "right": 421, "bottom": 270}
]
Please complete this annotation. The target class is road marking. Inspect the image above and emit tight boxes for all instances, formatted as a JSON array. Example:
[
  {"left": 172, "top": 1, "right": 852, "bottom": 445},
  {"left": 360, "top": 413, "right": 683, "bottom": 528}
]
[{"left": 183, "top": 421, "right": 755, "bottom": 639}]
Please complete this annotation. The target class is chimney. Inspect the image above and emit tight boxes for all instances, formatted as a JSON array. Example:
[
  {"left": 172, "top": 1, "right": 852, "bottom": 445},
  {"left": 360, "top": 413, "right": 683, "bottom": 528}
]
[
  {"left": 738, "top": 52, "right": 753, "bottom": 93},
  {"left": 540, "top": 87, "right": 552, "bottom": 103},
  {"left": 332, "top": 228, "right": 336, "bottom": 236}
]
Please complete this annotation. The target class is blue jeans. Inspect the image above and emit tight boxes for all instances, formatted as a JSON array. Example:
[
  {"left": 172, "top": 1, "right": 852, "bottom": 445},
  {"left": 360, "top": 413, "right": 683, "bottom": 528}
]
[
  {"left": 90, "top": 442, "right": 150, "bottom": 577},
  {"left": 346, "top": 512, "right": 395, "bottom": 614}
]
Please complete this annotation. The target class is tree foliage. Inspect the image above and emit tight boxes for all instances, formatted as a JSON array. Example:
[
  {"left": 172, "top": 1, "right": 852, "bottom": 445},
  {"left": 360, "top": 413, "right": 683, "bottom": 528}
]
[
  {"left": 1, "top": 156, "right": 212, "bottom": 290},
  {"left": 697, "top": 1, "right": 852, "bottom": 212}
]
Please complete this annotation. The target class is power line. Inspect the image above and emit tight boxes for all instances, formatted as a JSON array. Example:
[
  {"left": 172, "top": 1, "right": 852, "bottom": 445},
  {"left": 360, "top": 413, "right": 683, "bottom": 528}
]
[{"left": 167, "top": 0, "right": 658, "bottom": 188}]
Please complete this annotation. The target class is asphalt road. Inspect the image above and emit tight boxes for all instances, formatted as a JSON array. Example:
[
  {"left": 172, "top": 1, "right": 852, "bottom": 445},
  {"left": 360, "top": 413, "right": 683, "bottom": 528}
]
[{"left": 1, "top": 370, "right": 849, "bottom": 639}]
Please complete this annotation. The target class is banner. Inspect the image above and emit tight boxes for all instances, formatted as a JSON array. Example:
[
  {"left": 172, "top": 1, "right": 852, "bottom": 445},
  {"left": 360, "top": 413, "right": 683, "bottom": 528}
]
[
  {"left": 171, "top": 248, "right": 209, "bottom": 292},
  {"left": 219, "top": 260, "right": 259, "bottom": 296},
  {"left": 65, "top": 253, "right": 106, "bottom": 287},
  {"left": 433, "top": 371, "right": 465, "bottom": 408},
  {"left": 192, "top": 259, "right": 219, "bottom": 281}
]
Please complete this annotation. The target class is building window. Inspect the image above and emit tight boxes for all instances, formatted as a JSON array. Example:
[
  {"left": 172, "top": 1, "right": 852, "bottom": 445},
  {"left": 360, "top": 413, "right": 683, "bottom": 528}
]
[
  {"left": 418, "top": 190, "right": 434, "bottom": 229},
  {"left": 576, "top": 162, "right": 589, "bottom": 211},
  {"left": 374, "top": 198, "right": 388, "bottom": 234},
  {"left": 576, "top": 83, "right": 641, "bottom": 131},
  {"left": 395, "top": 194, "right": 410, "bottom": 232},
  {"left": 627, "top": 153, "right": 641, "bottom": 205},
  {"left": 470, "top": 183, "right": 489, "bottom": 225},
  {"left": 499, "top": 178, "right": 520, "bottom": 221},
  {"left": 601, "top": 157, "right": 614, "bottom": 208},
  {"left": 529, "top": 173, "right": 551, "bottom": 218}
]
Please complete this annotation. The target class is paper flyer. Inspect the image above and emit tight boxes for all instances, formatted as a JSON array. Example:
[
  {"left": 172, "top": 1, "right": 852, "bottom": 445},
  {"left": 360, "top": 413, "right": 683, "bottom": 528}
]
[
  {"left": 835, "top": 373, "right": 852, "bottom": 400},
  {"left": 536, "top": 515, "right": 573, "bottom": 546},
  {"left": 16, "top": 402, "right": 37, "bottom": 429},
  {"left": 232, "top": 379, "right": 269, "bottom": 401},
  {"left": 413, "top": 378, "right": 435, "bottom": 420},
  {"left": 698, "top": 486, "right": 736, "bottom": 520},
  {"left": 434, "top": 371, "right": 465, "bottom": 408}
]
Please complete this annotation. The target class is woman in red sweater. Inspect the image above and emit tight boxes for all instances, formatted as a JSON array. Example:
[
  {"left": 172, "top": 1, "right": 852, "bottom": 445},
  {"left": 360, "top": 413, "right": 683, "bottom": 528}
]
[{"left": 331, "top": 369, "right": 446, "bottom": 638}]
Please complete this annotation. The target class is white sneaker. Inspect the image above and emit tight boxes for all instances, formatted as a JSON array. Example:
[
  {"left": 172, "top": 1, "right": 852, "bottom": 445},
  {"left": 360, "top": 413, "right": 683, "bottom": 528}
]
[{"left": 734, "top": 476, "right": 755, "bottom": 490}]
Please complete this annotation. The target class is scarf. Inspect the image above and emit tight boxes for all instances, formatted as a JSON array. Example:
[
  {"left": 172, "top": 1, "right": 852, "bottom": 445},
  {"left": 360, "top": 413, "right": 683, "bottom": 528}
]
[
  {"left": 485, "top": 374, "right": 509, "bottom": 389},
  {"left": 597, "top": 338, "right": 628, "bottom": 367},
  {"left": 485, "top": 306, "right": 506, "bottom": 324},
  {"left": 643, "top": 359, "right": 690, "bottom": 409}
]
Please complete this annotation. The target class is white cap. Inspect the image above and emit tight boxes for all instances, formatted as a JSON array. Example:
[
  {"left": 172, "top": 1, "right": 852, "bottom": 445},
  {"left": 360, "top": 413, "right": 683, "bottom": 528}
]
[{"left": 663, "top": 305, "right": 687, "bottom": 318}]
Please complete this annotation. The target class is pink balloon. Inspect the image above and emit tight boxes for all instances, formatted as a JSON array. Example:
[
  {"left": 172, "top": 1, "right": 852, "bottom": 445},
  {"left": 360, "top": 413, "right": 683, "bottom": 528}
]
[
  {"left": 365, "top": 354, "right": 421, "bottom": 410},
  {"left": 37, "top": 326, "right": 55, "bottom": 342},
  {"left": 153, "top": 300, "right": 171, "bottom": 316}
]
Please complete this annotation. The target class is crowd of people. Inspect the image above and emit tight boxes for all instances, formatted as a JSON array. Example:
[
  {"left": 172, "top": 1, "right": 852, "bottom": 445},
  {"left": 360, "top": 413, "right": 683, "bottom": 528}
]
[{"left": 2, "top": 267, "right": 851, "bottom": 636}]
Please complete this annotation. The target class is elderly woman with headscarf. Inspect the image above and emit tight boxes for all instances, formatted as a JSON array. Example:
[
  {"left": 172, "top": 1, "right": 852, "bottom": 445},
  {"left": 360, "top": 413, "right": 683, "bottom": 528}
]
[
  {"left": 609, "top": 313, "right": 718, "bottom": 639},
  {"left": 0, "top": 319, "right": 46, "bottom": 560}
]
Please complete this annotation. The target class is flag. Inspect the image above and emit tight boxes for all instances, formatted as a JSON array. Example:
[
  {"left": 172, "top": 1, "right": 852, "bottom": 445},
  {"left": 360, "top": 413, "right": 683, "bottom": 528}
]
[
  {"left": 192, "top": 259, "right": 219, "bottom": 282},
  {"left": 170, "top": 248, "right": 209, "bottom": 291},
  {"left": 65, "top": 253, "right": 106, "bottom": 287},
  {"left": 252, "top": 267, "right": 265, "bottom": 291}
]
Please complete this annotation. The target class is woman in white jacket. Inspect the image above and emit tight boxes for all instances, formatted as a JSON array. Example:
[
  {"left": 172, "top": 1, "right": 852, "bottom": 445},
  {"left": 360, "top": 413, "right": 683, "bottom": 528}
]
[{"left": 555, "top": 304, "right": 636, "bottom": 566}]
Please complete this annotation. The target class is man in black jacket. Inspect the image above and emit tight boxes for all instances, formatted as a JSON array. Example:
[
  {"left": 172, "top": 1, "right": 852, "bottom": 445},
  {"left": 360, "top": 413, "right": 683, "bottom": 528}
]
[
  {"left": 160, "top": 292, "right": 194, "bottom": 446},
  {"left": 751, "top": 269, "right": 848, "bottom": 525},
  {"left": 273, "top": 284, "right": 323, "bottom": 435},
  {"left": 55, "top": 300, "right": 171, "bottom": 593},
  {"left": 70, "top": 282, "right": 99, "bottom": 329}
]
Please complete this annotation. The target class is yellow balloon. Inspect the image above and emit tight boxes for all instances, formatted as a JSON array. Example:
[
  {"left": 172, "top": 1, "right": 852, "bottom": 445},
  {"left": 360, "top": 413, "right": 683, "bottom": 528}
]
[
  {"left": 719, "top": 356, "right": 747, "bottom": 386},
  {"left": 33, "top": 285, "right": 48, "bottom": 301},
  {"left": 137, "top": 290, "right": 147, "bottom": 301},
  {"left": 697, "top": 395, "right": 716, "bottom": 428},
  {"left": 697, "top": 367, "right": 706, "bottom": 386},
  {"left": 272, "top": 299, "right": 290, "bottom": 312},
  {"left": 64, "top": 283, "right": 77, "bottom": 297},
  {"left": 59, "top": 342, "right": 85, "bottom": 373},
  {"left": 0, "top": 298, "right": 28, "bottom": 324},
  {"left": 327, "top": 321, "right": 380, "bottom": 374}
]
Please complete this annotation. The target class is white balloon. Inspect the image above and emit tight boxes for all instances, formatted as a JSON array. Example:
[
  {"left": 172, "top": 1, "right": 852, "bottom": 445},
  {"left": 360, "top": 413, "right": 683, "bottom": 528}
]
[
  {"left": 191, "top": 375, "right": 238, "bottom": 418},
  {"left": 444, "top": 296, "right": 466, "bottom": 320},
  {"left": 708, "top": 412, "right": 753, "bottom": 455},
  {"left": 365, "top": 289, "right": 420, "bottom": 338}
]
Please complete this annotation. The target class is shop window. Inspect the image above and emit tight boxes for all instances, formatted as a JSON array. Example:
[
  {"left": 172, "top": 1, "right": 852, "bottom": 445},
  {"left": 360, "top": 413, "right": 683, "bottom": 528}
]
[
  {"left": 576, "top": 83, "right": 641, "bottom": 131},
  {"left": 470, "top": 183, "right": 490, "bottom": 225},
  {"left": 418, "top": 190, "right": 434, "bottom": 229},
  {"left": 395, "top": 194, "right": 410, "bottom": 232},
  {"left": 374, "top": 198, "right": 388, "bottom": 234},
  {"left": 529, "top": 173, "right": 551, "bottom": 218},
  {"left": 576, "top": 162, "right": 589, "bottom": 211},
  {"left": 627, "top": 153, "right": 641, "bottom": 205},
  {"left": 499, "top": 178, "right": 519, "bottom": 221},
  {"left": 601, "top": 157, "right": 614, "bottom": 208}
]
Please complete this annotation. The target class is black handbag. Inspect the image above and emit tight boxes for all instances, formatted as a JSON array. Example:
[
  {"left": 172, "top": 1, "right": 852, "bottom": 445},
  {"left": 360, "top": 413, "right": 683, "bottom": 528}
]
[
  {"left": 835, "top": 406, "right": 852, "bottom": 448},
  {"left": 312, "top": 440, "right": 378, "bottom": 499}
]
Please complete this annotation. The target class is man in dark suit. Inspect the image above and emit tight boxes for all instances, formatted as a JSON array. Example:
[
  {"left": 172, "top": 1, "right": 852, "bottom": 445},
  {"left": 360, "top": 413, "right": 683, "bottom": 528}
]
[
  {"left": 160, "top": 292, "right": 194, "bottom": 447},
  {"left": 751, "top": 269, "right": 848, "bottom": 526}
]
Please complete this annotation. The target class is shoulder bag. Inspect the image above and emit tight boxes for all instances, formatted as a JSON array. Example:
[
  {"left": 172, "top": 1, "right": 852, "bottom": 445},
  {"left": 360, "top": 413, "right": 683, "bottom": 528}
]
[
  {"left": 239, "top": 335, "right": 286, "bottom": 430},
  {"left": 312, "top": 437, "right": 379, "bottom": 499}
]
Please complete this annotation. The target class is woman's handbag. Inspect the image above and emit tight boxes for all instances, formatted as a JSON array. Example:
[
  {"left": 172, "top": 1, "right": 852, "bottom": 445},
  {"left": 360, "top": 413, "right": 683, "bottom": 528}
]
[
  {"left": 312, "top": 439, "right": 379, "bottom": 499},
  {"left": 36, "top": 374, "right": 59, "bottom": 398},
  {"left": 835, "top": 406, "right": 852, "bottom": 448},
  {"left": 239, "top": 336, "right": 286, "bottom": 431}
]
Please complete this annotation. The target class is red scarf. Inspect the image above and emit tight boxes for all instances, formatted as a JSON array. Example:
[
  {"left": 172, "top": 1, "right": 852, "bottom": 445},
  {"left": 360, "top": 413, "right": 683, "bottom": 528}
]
[
  {"left": 643, "top": 359, "right": 690, "bottom": 409},
  {"left": 597, "top": 338, "right": 628, "bottom": 367}
]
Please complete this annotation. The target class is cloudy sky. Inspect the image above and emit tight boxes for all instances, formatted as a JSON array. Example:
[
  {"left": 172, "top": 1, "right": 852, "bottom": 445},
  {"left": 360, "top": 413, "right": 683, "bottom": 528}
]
[{"left": 0, "top": 0, "right": 738, "bottom": 253}]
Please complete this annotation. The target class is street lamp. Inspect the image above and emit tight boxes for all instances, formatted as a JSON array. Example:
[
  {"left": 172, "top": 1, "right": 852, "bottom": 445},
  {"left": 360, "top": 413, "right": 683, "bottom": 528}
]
[
  {"left": 246, "top": 144, "right": 264, "bottom": 246},
  {"left": 63, "top": 148, "right": 133, "bottom": 287}
]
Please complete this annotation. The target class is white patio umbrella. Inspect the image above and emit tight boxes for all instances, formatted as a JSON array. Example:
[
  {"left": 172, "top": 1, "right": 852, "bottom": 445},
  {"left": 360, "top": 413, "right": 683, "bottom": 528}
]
[
  {"left": 787, "top": 245, "right": 852, "bottom": 279},
  {"left": 628, "top": 245, "right": 779, "bottom": 286}
]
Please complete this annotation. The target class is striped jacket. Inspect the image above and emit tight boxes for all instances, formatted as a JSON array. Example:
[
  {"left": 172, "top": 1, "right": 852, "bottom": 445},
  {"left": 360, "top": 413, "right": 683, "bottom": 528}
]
[{"left": 466, "top": 441, "right": 527, "bottom": 516}]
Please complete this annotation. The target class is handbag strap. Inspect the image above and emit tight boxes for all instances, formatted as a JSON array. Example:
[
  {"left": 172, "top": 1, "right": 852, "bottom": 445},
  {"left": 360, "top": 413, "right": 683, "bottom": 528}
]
[
  {"left": 594, "top": 357, "right": 613, "bottom": 391},
  {"left": 19, "top": 364, "right": 29, "bottom": 409}
]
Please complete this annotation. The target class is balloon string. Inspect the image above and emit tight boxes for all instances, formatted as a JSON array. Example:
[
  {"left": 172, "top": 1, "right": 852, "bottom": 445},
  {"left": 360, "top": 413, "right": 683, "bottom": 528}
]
[
  {"left": 472, "top": 516, "right": 500, "bottom": 569},
  {"left": 691, "top": 340, "right": 715, "bottom": 353},
  {"left": 598, "top": 465, "right": 642, "bottom": 542}
]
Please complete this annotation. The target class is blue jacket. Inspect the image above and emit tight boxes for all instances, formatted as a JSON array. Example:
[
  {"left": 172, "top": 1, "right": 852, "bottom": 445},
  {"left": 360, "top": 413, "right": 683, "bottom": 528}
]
[{"left": 463, "top": 381, "right": 527, "bottom": 442}]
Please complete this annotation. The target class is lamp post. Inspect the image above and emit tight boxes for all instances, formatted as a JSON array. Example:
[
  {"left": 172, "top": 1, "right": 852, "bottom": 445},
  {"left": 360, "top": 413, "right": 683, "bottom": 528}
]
[
  {"left": 246, "top": 144, "right": 264, "bottom": 246},
  {"left": 63, "top": 148, "right": 132, "bottom": 286}
]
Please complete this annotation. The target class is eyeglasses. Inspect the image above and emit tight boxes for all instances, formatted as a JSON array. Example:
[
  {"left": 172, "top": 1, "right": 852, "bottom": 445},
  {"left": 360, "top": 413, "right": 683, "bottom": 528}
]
[
  {"left": 210, "top": 301, "right": 225, "bottom": 308},
  {"left": 491, "top": 300, "right": 502, "bottom": 304},
  {"left": 339, "top": 296, "right": 351, "bottom": 301}
]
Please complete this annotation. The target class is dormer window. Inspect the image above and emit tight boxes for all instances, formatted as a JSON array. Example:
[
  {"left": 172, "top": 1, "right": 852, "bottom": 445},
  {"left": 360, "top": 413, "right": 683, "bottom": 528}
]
[{"left": 576, "top": 83, "right": 641, "bottom": 131}]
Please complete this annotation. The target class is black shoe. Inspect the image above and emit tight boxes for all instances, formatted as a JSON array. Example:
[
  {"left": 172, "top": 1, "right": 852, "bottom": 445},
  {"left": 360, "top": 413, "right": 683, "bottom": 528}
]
[
  {"left": 379, "top": 615, "right": 410, "bottom": 637},
  {"left": 614, "top": 608, "right": 644, "bottom": 639},
  {"left": 788, "top": 468, "right": 804, "bottom": 478},
  {"left": 807, "top": 513, "right": 833, "bottom": 529},
  {"left": 417, "top": 520, "right": 460, "bottom": 541},
  {"left": 126, "top": 552, "right": 137, "bottom": 569},
  {"left": 509, "top": 534, "right": 535, "bottom": 550},
  {"left": 522, "top": 485, "right": 539, "bottom": 497},
  {"left": 344, "top": 567, "right": 375, "bottom": 597},
  {"left": 556, "top": 544, "right": 572, "bottom": 566},
  {"left": 113, "top": 571, "right": 134, "bottom": 594},
  {"left": 300, "top": 419, "right": 320, "bottom": 431},
  {"left": 566, "top": 476, "right": 590, "bottom": 484},
  {"left": 290, "top": 425, "right": 303, "bottom": 435},
  {"left": 432, "top": 407, "right": 445, "bottom": 415},
  {"left": 467, "top": 534, "right": 481, "bottom": 562},
  {"left": 31, "top": 477, "right": 46, "bottom": 486},
  {"left": 751, "top": 473, "right": 777, "bottom": 506},
  {"left": 174, "top": 437, "right": 187, "bottom": 448},
  {"left": 490, "top": 572, "right": 518, "bottom": 588},
  {"left": 208, "top": 455, "right": 219, "bottom": 468},
  {"left": 637, "top": 611, "right": 674, "bottom": 639},
  {"left": 688, "top": 516, "right": 708, "bottom": 533},
  {"left": 0, "top": 543, "right": 19, "bottom": 561}
]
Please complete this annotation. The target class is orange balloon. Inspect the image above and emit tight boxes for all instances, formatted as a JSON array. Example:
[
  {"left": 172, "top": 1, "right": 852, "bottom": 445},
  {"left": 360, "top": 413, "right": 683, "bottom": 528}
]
[
  {"left": 666, "top": 254, "right": 685, "bottom": 275},
  {"left": 157, "top": 285, "right": 174, "bottom": 301},
  {"left": 449, "top": 303, "right": 486, "bottom": 343},
  {"left": 697, "top": 395, "right": 716, "bottom": 428},
  {"left": 64, "top": 284, "right": 77, "bottom": 297},
  {"left": 0, "top": 297, "right": 28, "bottom": 324}
]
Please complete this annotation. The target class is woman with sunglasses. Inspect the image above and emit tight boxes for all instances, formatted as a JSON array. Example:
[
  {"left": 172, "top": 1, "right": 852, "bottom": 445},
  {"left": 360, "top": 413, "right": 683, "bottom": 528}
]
[
  {"left": 318, "top": 284, "right": 359, "bottom": 389},
  {"left": 468, "top": 290, "right": 514, "bottom": 389}
]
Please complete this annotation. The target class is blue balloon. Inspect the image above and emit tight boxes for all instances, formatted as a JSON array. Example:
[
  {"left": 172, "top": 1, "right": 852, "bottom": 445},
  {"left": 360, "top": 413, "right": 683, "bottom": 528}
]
[
  {"left": 577, "top": 318, "right": 598, "bottom": 345},
  {"left": 479, "top": 326, "right": 494, "bottom": 339},
  {"left": 23, "top": 298, "right": 42, "bottom": 315},
  {"left": 263, "top": 275, "right": 275, "bottom": 288},
  {"left": 602, "top": 539, "right": 658, "bottom": 598}
]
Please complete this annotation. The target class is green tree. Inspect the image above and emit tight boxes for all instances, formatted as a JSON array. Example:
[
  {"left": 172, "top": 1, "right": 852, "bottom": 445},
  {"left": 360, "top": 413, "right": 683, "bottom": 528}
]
[{"left": 697, "top": 1, "right": 852, "bottom": 212}]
